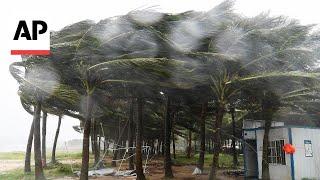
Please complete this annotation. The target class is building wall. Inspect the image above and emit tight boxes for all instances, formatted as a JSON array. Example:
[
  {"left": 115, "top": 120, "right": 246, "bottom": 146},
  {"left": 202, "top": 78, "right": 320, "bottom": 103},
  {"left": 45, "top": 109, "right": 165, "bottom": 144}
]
[
  {"left": 256, "top": 128, "right": 292, "bottom": 180},
  {"left": 291, "top": 128, "right": 320, "bottom": 179}
]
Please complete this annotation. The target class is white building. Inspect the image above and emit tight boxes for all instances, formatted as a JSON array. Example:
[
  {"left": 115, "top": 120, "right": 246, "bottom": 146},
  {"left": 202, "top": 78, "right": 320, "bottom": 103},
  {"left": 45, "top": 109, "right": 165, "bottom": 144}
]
[{"left": 243, "top": 119, "right": 320, "bottom": 180}]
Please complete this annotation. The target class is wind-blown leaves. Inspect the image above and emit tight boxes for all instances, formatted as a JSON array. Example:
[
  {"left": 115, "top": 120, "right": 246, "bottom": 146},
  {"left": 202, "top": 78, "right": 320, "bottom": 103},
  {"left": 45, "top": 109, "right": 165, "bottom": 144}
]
[
  {"left": 227, "top": 71, "right": 320, "bottom": 85},
  {"left": 8, "top": 1, "right": 320, "bottom": 146}
]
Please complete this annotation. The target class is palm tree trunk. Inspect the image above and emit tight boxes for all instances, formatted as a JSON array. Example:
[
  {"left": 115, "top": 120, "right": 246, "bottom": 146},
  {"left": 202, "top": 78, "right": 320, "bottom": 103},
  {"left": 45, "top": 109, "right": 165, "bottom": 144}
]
[
  {"left": 111, "top": 146, "right": 118, "bottom": 167},
  {"left": 51, "top": 115, "right": 62, "bottom": 164},
  {"left": 164, "top": 96, "right": 174, "bottom": 178},
  {"left": 136, "top": 97, "right": 146, "bottom": 180},
  {"left": 157, "top": 139, "right": 161, "bottom": 155},
  {"left": 103, "top": 136, "right": 106, "bottom": 154},
  {"left": 172, "top": 128, "right": 176, "bottom": 159},
  {"left": 128, "top": 99, "right": 135, "bottom": 170},
  {"left": 91, "top": 128, "right": 95, "bottom": 155},
  {"left": 111, "top": 121, "right": 120, "bottom": 167},
  {"left": 172, "top": 113, "right": 176, "bottom": 159},
  {"left": 33, "top": 101, "right": 45, "bottom": 179},
  {"left": 92, "top": 121, "right": 102, "bottom": 169},
  {"left": 161, "top": 140, "right": 164, "bottom": 156},
  {"left": 262, "top": 119, "right": 271, "bottom": 180},
  {"left": 91, "top": 121, "right": 96, "bottom": 157},
  {"left": 151, "top": 140, "right": 155, "bottom": 155},
  {"left": 80, "top": 95, "right": 93, "bottom": 180},
  {"left": 187, "top": 130, "right": 192, "bottom": 158},
  {"left": 197, "top": 102, "right": 208, "bottom": 171},
  {"left": 230, "top": 107, "right": 238, "bottom": 169},
  {"left": 41, "top": 111, "right": 47, "bottom": 167},
  {"left": 98, "top": 136, "right": 101, "bottom": 154},
  {"left": 25, "top": 120, "right": 34, "bottom": 173},
  {"left": 209, "top": 107, "right": 224, "bottom": 180},
  {"left": 261, "top": 92, "right": 279, "bottom": 180}
]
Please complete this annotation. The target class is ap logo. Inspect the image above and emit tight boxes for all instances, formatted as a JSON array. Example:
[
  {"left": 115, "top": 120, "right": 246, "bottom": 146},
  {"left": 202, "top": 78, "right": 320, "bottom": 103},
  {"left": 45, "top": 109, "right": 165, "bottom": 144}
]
[{"left": 10, "top": 18, "right": 50, "bottom": 55}]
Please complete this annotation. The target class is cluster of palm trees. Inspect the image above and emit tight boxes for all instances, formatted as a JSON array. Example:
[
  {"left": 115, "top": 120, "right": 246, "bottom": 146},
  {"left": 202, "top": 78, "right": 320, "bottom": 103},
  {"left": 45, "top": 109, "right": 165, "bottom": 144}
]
[{"left": 10, "top": 1, "right": 320, "bottom": 180}]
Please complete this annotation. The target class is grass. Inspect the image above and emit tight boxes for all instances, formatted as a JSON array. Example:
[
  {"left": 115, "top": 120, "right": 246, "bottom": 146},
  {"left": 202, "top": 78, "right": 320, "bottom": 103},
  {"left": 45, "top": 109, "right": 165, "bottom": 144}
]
[
  {"left": 0, "top": 151, "right": 84, "bottom": 179},
  {"left": 0, "top": 163, "right": 76, "bottom": 180},
  {"left": 0, "top": 151, "right": 26, "bottom": 160},
  {"left": 0, "top": 169, "right": 33, "bottom": 180},
  {"left": 173, "top": 153, "right": 243, "bottom": 168},
  {"left": 0, "top": 151, "right": 82, "bottom": 160},
  {"left": 0, "top": 150, "right": 105, "bottom": 179}
]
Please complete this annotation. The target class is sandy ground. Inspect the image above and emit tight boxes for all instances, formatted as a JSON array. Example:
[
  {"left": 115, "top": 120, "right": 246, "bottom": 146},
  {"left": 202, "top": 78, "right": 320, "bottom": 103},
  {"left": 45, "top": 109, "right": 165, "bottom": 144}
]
[
  {"left": 0, "top": 158, "right": 243, "bottom": 180},
  {"left": 89, "top": 165, "right": 243, "bottom": 180},
  {"left": 0, "top": 160, "right": 24, "bottom": 172},
  {"left": 51, "top": 160, "right": 244, "bottom": 180}
]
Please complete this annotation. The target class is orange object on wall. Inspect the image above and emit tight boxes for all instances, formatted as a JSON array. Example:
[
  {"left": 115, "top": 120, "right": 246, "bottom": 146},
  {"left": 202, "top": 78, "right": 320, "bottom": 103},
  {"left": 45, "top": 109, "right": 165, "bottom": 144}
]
[{"left": 283, "top": 143, "right": 295, "bottom": 154}]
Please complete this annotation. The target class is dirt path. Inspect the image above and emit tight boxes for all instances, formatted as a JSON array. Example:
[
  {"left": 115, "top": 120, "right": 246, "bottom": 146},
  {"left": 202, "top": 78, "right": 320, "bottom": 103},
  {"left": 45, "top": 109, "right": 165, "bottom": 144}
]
[
  {"left": 0, "top": 158, "right": 244, "bottom": 180},
  {"left": 0, "top": 160, "right": 24, "bottom": 172},
  {"left": 88, "top": 165, "right": 243, "bottom": 180}
]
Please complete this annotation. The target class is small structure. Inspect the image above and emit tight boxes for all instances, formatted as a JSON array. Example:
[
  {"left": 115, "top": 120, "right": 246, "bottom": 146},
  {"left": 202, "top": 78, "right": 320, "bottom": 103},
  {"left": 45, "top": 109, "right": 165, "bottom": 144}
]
[{"left": 243, "top": 118, "right": 320, "bottom": 180}]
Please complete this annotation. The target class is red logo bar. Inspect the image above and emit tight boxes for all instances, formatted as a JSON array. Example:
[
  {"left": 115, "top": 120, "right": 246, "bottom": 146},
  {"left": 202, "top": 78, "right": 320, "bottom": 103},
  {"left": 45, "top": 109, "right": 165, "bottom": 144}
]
[{"left": 11, "top": 50, "right": 50, "bottom": 55}]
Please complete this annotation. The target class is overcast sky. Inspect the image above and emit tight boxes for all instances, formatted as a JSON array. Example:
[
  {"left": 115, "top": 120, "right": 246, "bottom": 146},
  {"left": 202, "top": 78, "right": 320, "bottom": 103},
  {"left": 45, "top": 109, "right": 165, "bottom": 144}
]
[{"left": 0, "top": 0, "right": 320, "bottom": 152}]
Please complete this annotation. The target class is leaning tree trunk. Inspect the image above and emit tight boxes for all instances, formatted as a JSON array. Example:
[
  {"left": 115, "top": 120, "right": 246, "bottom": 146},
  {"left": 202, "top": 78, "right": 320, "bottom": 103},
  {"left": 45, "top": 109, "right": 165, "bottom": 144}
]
[
  {"left": 33, "top": 101, "right": 45, "bottom": 179},
  {"left": 103, "top": 136, "right": 107, "bottom": 154},
  {"left": 262, "top": 118, "right": 272, "bottom": 180},
  {"left": 91, "top": 121, "right": 96, "bottom": 160},
  {"left": 164, "top": 96, "right": 174, "bottom": 178},
  {"left": 136, "top": 97, "right": 146, "bottom": 180},
  {"left": 197, "top": 102, "right": 208, "bottom": 172},
  {"left": 128, "top": 99, "right": 135, "bottom": 170},
  {"left": 172, "top": 125, "right": 176, "bottom": 159},
  {"left": 80, "top": 95, "right": 93, "bottom": 180},
  {"left": 91, "top": 126, "right": 95, "bottom": 155},
  {"left": 51, "top": 115, "right": 62, "bottom": 164},
  {"left": 25, "top": 120, "right": 34, "bottom": 173},
  {"left": 230, "top": 107, "right": 238, "bottom": 169},
  {"left": 41, "top": 111, "right": 47, "bottom": 167},
  {"left": 209, "top": 106, "right": 224, "bottom": 180},
  {"left": 98, "top": 135, "right": 101, "bottom": 154},
  {"left": 187, "top": 130, "right": 192, "bottom": 158}
]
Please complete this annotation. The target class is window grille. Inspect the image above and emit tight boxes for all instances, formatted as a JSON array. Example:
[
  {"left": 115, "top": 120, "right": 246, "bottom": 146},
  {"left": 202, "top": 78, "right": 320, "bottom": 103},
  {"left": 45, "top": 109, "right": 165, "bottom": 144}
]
[{"left": 268, "top": 139, "right": 286, "bottom": 165}]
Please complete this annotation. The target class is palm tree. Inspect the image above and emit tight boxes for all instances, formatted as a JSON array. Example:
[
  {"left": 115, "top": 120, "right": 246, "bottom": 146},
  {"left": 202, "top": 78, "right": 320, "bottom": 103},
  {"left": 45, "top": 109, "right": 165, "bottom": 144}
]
[
  {"left": 25, "top": 119, "right": 34, "bottom": 173},
  {"left": 51, "top": 115, "right": 62, "bottom": 164},
  {"left": 128, "top": 98, "right": 135, "bottom": 170},
  {"left": 135, "top": 97, "right": 146, "bottom": 180},
  {"left": 9, "top": 4, "right": 320, "bottom": 180},
  {"left": 33, "top": 101, "right": 45, "bottom": 179},
  {"left": 20, "top": 97, "right": 35, "bottom": 173},
  {"left": 163, "top": 95, "right": 174, "bottom": 178},
  {"left": 197, "top": 101, "right": 208, "bottom": 172},
  {"left": 41, "top": 111, "right": 47, "bottom": 167},
  {"left": 10, "top": 60, "right": 82, "bottom": 179}
]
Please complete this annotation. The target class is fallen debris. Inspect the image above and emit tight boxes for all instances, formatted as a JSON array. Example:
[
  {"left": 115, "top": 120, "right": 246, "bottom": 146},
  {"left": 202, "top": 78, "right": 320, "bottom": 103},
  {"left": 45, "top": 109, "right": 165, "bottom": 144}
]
[
  {"left": 74, "top": 168, "right": 115, "bottom": 177},
  {"left": 114, "top": 170, "right": 136, "bottom": 177},
  {"left": 74, "top": 168, "right": 138, "bottom": 178},
  {"left": 222, "top": 169, "right": 245, "bottom": 176},
  {"left": 192, "top": 167, "right": 203, "bottom": 175}
]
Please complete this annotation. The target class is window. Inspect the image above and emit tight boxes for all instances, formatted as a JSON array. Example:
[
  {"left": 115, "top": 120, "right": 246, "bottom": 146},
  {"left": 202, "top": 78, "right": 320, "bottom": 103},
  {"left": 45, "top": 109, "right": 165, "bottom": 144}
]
[{"left": 268, "top": 140, "right": 286, "bottom": 165}]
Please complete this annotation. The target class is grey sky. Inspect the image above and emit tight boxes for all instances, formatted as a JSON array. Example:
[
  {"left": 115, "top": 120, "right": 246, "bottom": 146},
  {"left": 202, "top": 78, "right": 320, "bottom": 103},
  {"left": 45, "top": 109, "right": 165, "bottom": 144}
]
[{"left": 0, "top": 0, "right": 319, "bottom": 152}]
